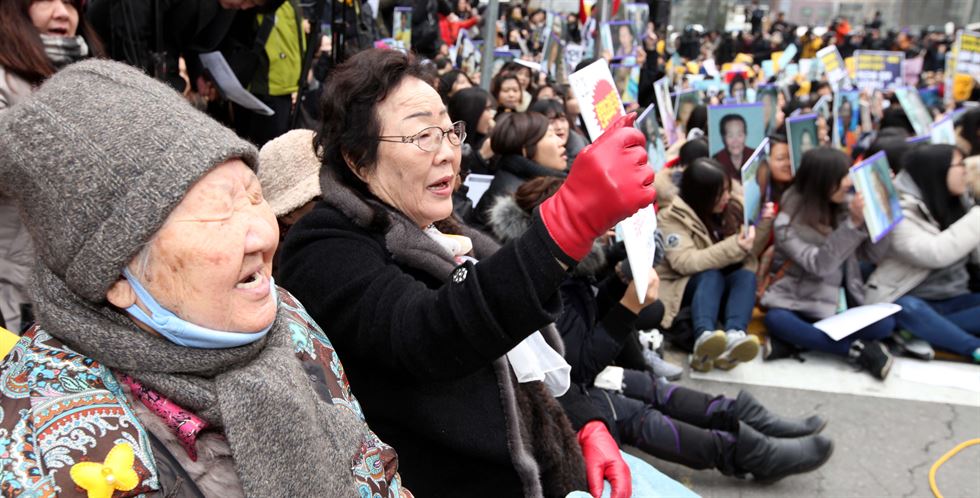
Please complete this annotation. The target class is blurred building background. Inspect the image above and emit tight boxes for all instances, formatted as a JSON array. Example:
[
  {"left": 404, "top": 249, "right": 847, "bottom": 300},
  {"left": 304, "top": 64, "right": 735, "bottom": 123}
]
[{"left": 670, "top": 0, "right": 980, "bottom": 32}]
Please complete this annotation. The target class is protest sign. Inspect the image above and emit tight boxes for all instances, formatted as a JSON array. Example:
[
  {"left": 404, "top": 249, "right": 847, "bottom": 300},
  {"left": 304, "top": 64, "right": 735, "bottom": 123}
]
[
  {"left": 894, "top": 87, "right": 933, "bottom": 137},
  {"left": 392, "top": 7, "right": 412, "bottom": 52},
  {"left": 463, "top": 174, "right": 494, "bottom": 206},
  {"left": 617, "top": 204, "right": 658, "bottom": 304},
  {"left": 787, "top": 113, "right": 819, "bottom": 175},
  {"left": 951, "top": 30, "right": 980, "bottom": 79},
  {"left": 854, "top": 50, "right": 904, "bottom": 91},
  {"left": 635, "top": 104, "right": 667, "bottom": 172},
  {"left": 758, "top": 85, "right": 779, "bottom": 134},
  {"left": 812, "top": 94, "right": 832, "bottom": 121},
  {"left": 931, "top": 114, "right": 957, "bottom": 145},
  {"left": 799, "top": 58, "right": 822, "bottom": 81},
  {"left": 601, "top": 21, "right": 637, "bottom": 61},
  {"left": 612, "top": 64, "right": 641, "bottom": 104},
  {"left": 903, "top": 57, "right": 924, "bottom": 87},
  {"left": 653, "top": 77, "right": 677, "bottom": 145},
  {"left": 707, "top": 103, "right": 765, "bottom": 177},
  {"left": 817, "top": 45, "right": 847, "bottom": 87},
  {"left": 624, "top": 3, "right": 649, "bottom": 39},
  {"left": 850, "top": 151, "right": 903, "bottom": 243},
  {"left": 833, "top": 90, "right": 861, "bottom": 151},
  {"left": 741, "top": 138, "right": 770, "bottom": 229},
  {"left": 776, "top": 43, "right": 798, "bottom": 72},
  {"left": 568, "top": 59, "right": 625, "bottom": 141},
  {"left": 814, "top": 304, "right": 902, "bottom": 341},
  {"left": 674, "top": 89, "right": 702, "bottom": 131}
]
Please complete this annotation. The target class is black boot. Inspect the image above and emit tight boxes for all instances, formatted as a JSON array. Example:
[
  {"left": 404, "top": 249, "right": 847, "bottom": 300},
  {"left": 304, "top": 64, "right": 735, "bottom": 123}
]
[
  {"left": 735, "top": 422, "right": 834, "bottom": 483},
  {"left": 734, "top": 390, "right": 826, "bottom": 437}
]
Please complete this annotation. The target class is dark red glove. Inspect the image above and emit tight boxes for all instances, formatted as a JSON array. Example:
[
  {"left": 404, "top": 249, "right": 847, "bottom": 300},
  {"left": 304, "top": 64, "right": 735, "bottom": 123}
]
[
  {"left": 540, "top": 113, "right": 655, "bottom": 261},
  {"left": 578, "top": 420, "right": 632, "bottom": 498}
]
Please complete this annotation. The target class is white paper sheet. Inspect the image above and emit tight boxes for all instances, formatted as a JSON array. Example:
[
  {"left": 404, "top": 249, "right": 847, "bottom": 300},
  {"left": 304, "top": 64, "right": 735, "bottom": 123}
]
[
  {"left": 618, "top": 204, "right": 657, "bottom": 304},
  {"left": 463, "top": 174, "right": 494, "bottom": 206},
  {"left": 813, "top": 303, "right": 902, "bottom": 341},
  {"left": 199, "top": 52, "right": 275, "bottom": 116}
]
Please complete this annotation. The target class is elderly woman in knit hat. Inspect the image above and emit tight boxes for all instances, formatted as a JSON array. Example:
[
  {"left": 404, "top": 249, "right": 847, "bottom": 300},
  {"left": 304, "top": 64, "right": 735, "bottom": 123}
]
[{"left": 0, "top": 60, "right": 410, "bottom": 498}]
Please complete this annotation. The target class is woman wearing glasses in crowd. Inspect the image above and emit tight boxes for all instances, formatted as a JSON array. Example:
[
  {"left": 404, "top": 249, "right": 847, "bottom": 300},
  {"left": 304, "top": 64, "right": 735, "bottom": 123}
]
[{"left": 278, "top": 49, "right": 656, "bottom": 497}]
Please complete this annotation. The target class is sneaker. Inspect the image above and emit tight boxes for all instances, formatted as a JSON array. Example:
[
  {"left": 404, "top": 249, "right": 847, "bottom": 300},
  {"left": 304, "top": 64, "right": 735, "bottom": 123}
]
[
  {"left": 854, "top": 340, "right": 894, "bottom": 380},
  {"left": 892, "top": 331, "right": 935, "bottom": 361},
  {"left": 691, "top": 330, "right": 727, "bottom": 372},
  {"left": 763, "top": 335, "right": 803, "bottom": 361},
  {"left": 715, "top": 330, "right": 760, "bottom": 370},
  {"left": 644, "top": 349, "right": 684, "bottom": 380}
]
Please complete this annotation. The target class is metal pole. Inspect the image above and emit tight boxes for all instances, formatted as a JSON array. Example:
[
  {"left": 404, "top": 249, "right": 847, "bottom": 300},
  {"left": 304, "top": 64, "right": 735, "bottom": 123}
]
[{"left": 480, "top": 0, "right": 500, "bottom": 90}]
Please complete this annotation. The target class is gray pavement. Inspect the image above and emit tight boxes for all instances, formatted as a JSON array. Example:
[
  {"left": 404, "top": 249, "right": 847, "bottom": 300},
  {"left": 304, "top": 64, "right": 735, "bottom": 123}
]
[{"left": 626, "top": 376, "right": 980, "bottom": 498}]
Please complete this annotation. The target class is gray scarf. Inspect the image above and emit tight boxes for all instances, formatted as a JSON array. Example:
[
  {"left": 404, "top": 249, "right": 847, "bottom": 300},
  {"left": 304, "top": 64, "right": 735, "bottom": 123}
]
[
  {"left": 30, "top": 264, "right": 366, "bottom": 497},
  {"left": 40, "top": 34, "right": 89, "bottom": 67}
]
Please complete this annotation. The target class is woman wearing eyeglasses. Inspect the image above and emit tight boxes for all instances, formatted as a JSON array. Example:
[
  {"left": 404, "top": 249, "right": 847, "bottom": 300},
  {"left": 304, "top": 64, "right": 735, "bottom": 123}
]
[{"left": 277, "top": 49, "right": 656, "bottom": 497}]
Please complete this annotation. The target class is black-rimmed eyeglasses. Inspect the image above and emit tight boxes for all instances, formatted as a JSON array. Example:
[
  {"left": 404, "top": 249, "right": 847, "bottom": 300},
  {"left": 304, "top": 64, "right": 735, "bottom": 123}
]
[{"left": 377, "top": 121, "right": 467, "bottom": 152}]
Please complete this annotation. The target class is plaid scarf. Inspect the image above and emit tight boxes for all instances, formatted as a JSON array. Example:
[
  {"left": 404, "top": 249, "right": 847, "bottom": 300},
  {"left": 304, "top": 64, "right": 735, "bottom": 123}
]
[{"left": 40, "top": 34, "right": 89, "bottom": 67}]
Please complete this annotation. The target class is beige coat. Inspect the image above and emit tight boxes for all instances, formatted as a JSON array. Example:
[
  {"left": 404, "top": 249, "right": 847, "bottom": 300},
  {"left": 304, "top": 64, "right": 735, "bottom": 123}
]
[
  {"left": 655, "top": 192, "right": 772, "bottom": 329},
  {"left": 0, "top": 65, "right": 33, "bottom": 112},
  {"left": 864, "top": 171, "right": 980, "bottom": 304}
]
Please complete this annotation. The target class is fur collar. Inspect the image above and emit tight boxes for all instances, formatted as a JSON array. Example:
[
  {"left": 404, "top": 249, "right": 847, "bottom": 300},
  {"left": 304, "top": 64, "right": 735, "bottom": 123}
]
[
  {"left": 318, "top": 163, "right": 574, "bottom": 497},
  {"left": 488, "top": 195, "right": 607, "bottom": 278}
]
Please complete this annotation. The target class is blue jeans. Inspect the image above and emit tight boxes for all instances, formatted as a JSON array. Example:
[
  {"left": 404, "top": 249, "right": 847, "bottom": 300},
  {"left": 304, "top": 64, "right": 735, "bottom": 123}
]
[
  {"left": 764, "top": 308, "right": 895, "bottom": 356},
  {"left": 895, "top": 294, "right": 980, "bottom": 357},
  {"left": 682, "top": 269, "right": 757, "bottom": 335}
]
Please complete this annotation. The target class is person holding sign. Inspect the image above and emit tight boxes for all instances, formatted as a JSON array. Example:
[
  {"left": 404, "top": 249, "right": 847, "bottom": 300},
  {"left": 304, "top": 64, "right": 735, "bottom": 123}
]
[
  {"left": 865, "top": 144, "right": 980, "bottom": 362},
  {"left": 656, "top": 159, "right": 772, "bottom": 373},
  {"left": 279, "top": 49, "right": 657, "bottom": 497},
  {"left": 490, "top": 177, "right": 832, "bottom": 486},
  {"left": 760, "top": 148, "right": 896, "bottom": 380}
]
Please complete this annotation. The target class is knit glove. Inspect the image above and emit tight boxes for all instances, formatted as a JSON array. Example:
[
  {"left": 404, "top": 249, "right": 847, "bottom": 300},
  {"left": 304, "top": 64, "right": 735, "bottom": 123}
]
[
  {"left": 539, "top": 114, "right": 656, "bottom": 261},
  {"left": 578, "top": 420, "right": 632, "bottom": 498}
]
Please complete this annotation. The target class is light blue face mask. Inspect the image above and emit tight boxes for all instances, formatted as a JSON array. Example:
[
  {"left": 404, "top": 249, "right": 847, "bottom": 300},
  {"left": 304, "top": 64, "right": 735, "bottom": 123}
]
[{"left": 122, "top": 268, "right": 276, "bottom": 349}]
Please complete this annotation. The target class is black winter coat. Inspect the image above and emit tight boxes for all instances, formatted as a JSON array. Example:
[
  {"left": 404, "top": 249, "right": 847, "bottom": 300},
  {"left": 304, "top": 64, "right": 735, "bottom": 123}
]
[
  {"left": 471, "top": 154, "right": 566, "bottom": 229},
  {"left": 278, "top": 167, "right": 586, "bottom": 497}
]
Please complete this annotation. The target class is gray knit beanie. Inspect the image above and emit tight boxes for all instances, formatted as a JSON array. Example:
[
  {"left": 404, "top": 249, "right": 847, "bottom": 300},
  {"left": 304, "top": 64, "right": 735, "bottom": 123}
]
[{"left": 0, "top": 59, "right": 258, "bottom": 303}]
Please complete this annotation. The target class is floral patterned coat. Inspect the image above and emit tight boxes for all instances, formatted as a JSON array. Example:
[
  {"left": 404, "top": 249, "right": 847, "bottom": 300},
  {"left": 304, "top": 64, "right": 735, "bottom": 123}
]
[{"left": 0, "top": 290, "right": 411, "bottom": 497}]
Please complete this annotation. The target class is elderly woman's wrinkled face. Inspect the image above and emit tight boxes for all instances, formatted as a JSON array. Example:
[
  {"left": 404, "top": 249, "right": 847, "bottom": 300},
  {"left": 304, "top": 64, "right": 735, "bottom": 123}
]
[
  {"left": 108, "top": 160, "right": 279, "bottom": 333},
  {"left": 29, "top": 0, "right": 79, "bottom": 37},
  {"left": 367, "top": 76, "right": 461, "bottom": 227}
]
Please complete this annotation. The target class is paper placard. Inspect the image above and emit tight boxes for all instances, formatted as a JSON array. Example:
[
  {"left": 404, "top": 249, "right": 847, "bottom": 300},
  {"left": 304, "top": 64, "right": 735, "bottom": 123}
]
[
  {"left": 617, "top": 204, "right": 658, "bottom": 304},
  {"left": 635, "top": 104, "right": 666, "bottom": 172},
  {"left": 198, "top": 52, "right": 274, "bottom": 116},
  {"left": 568, "top": 59, "right": 625, "bottom": 141},
  {"left": 787, "top": 113, "right": 819, "bottom": 176},
  {"left": 814, "top": 303, "right": 902, "bottom": 341},
  {"left": 463, "top": 174, "right": 494, "bottom": 206},
  {"left": 894, "top": 87, "right": 933, "bottom": 137},
  {"left": 854, "top": 50, "right": 904, "bottom": 91},
  {"left": 741, "top": 138, "right": 770, "bottom": 228},
  {"left": 849, "top": 151, "right": 904, "bottom": 243},
  {"left": 777, "top": 43, "right": 798, "bottom": 72},
  {"left": 817, "top": 45, "right": 847, "bottom": 87},
  {"left": 931, "top": 114, "right": 957, "bottom": 145},
  {"left": 392, "top": 7, "right": 413, "bottom": 52},
  {"left": 653, "top": 77, "right": 677, "bottom": 145}
]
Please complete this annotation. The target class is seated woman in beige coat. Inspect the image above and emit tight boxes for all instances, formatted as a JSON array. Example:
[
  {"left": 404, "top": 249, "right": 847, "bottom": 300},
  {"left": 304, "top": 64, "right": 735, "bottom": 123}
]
[
  {"left": 865, "top": 144, "right": 980, "bottom": 362},
  {"left": 656, "top": 158, "right": 773, "bottom": 372}
]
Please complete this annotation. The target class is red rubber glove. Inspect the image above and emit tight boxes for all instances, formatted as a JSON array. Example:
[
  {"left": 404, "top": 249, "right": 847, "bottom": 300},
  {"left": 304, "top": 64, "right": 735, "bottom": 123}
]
[
  {"left": 578, "top": 420, "right": 632, "bottom": 498},
  {"left": 540, "top": 113, "right": 655, "bottom": 261}
]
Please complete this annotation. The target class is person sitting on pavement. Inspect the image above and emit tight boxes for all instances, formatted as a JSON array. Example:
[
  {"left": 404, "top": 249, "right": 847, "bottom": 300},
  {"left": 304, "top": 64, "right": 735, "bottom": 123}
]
[
  {"left": 276, "top": 48, "right": 656, "bottom": 497},
  {"left": 656, "top": 158, "right": 771, "bottom": 372},
  {"left": 490, "top": 176, "right": 833, "bottom": 484},
  {"left": 761, "top": 147, "right": 896, "bottom": 379},
  {"left": 865, "top": 144, "right": 980, "bottom": 363},
  {"left": 0, "top": 59, "right": 411, "bottom": 497}
]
